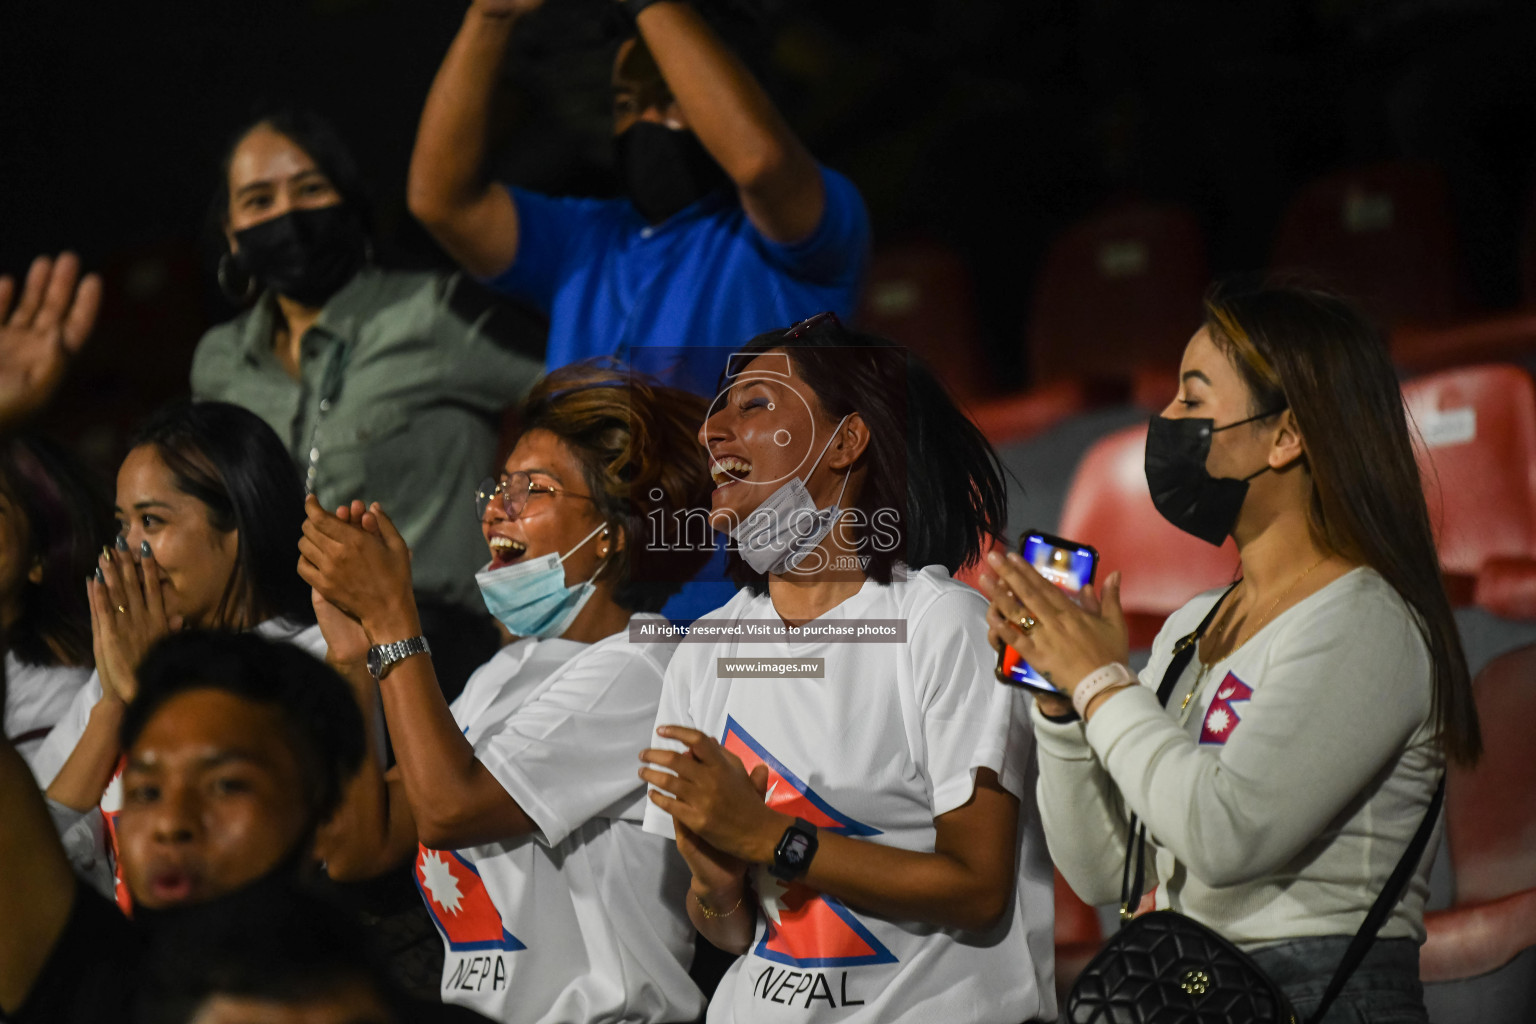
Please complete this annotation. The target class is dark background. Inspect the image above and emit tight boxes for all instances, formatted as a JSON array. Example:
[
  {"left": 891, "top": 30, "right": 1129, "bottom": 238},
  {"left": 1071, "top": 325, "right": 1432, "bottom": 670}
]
[{"left": 4, "top": 0, "right": 1536, "bottom": 468}]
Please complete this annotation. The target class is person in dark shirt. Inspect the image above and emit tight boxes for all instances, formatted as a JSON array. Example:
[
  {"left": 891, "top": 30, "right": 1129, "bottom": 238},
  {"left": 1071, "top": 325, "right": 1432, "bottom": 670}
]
[
  {"left": 136, "top": 883, "right": 490, "bottom": 1024},
  {"left": 0, "top": 631, "right": 366, "bottom": 1023}
]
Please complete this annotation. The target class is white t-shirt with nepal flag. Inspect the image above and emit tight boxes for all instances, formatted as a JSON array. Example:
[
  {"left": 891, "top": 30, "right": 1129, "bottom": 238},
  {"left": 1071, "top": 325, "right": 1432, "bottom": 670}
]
[
  {"left": 642, "top": 566, "right": 1057, "bottom": 1024},
  {"left": 421, "top": 613, "right": 703, "bottom": 1024}
]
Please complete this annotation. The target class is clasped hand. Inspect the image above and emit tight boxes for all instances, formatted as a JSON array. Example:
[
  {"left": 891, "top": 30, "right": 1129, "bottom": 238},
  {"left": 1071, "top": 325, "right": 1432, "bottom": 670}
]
[
  {"left": 640, "top": 726, "right": 781, "bottom": 876},
  {"left": 976, "top": 549, "right": 1129, "bottom": 701},
  {"left": 87, "top": 542, "right": 179, "bottom": 705}
]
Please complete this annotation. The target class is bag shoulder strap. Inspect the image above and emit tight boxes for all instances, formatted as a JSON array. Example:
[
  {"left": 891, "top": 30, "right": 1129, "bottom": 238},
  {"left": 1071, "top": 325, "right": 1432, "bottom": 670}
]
[
  {"left": 1307, "top": 774, "right": 1445, "bottom": 1023},
  {"left": 1120, "top": 583, "right": 1240, "bottom": 915}
]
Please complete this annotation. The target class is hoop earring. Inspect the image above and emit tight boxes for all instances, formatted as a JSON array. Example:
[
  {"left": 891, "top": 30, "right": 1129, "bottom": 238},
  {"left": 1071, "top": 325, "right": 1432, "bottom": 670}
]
[{"left": 217, "top": 252, "right": 257, "bottom": 304}]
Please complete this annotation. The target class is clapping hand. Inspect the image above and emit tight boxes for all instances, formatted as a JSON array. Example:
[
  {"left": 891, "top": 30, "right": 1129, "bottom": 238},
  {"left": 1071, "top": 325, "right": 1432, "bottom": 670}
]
[
  {"left": 308, "top": 502, "right": 377, "bottom": 669},
  {"left": 297, "top": 495, "right": 420, "bottom": 644},
  {"left": 0, "top": 253, "right": 101, "bottom": 430},
  {"left": 977, "top": 549, "right": 1128, "bottom": 703}
]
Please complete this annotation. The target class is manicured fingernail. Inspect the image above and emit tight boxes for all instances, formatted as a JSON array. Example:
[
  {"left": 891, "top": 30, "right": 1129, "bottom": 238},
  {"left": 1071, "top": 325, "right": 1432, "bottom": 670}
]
[
  {"left": 95, "top": 566, "right": 105, "bottom": 582},
  {"left": 115, "top": 535, "right": 128, "bottom": 552},
  {"left": 101, "top": 545, "right": 113, "bottom": 562},
  {"left": 140, "top": 541, "right": 152, "bottom": 558}
]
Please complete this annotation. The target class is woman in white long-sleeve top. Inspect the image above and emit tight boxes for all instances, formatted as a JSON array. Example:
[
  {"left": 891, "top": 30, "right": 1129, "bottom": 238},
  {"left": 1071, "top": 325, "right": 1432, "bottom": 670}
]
[{"left": 978, "top": 285, "right": 1479, "bottom": 1023}]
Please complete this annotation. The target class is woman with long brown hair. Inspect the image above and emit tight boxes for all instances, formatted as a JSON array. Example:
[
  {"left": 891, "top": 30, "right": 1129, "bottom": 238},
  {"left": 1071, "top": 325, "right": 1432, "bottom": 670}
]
[{"left": 980, "top": 284, "right": 1476, "bottom": 1022}]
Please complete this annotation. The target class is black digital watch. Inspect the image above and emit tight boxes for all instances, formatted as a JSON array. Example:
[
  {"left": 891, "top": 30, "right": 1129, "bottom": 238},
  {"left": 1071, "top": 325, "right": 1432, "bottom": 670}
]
[{"left": 768, "top": 817, "right": 819, "bottom": 881}]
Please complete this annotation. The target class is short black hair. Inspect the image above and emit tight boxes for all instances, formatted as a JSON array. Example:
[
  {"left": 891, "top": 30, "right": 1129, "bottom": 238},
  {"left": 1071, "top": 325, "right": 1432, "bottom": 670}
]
[
  {"left": 0, "top": 434, "right": 112, "bottom": 667},
  {"left": 129, "top": 400, "right": 315, "bottom": 628},
  {"left": 720, "top": 319, "right": 1008, "bottom": 592},
  {"left": 122, "top": 631, "right": 365, "bottom": 825},
  {"left": 133, "top": 883, "right": 402, "bottom": 1024}
]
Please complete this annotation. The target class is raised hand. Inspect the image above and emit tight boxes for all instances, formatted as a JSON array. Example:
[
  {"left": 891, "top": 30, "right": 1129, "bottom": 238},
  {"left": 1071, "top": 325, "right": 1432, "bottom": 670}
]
[
  {"left": 0, "top": 253, "right": 102, "bottom": 429},
  {"left": 474, "top": 0, "right": 545, "bottom": 18}
]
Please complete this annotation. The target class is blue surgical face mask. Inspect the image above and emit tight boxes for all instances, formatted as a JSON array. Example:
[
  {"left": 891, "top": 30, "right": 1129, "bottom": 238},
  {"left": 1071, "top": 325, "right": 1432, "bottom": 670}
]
[
  {"left": 730, "top": 415, "right": 851, "bottom": 575},
  {"left": 475, "top": 521, "right": 608, "bottom": 639}
]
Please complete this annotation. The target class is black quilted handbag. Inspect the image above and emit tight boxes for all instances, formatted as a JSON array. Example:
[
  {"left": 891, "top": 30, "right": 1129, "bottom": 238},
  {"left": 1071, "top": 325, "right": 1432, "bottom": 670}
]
[
  {"left": 1064, "top": 585, "right": 1444, "bottom": 1024},
  {"left": 1067, "top": 909, "right": 1296, "bottom": 1024}
]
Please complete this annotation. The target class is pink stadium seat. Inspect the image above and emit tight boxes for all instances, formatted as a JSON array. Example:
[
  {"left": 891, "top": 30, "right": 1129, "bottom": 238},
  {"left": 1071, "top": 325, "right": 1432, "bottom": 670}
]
[
  {"left": 1057, "top": 423, "right": 1240, "bottom": 648},
  {"left": 1422, "top": 644, "right": 1536, "bottom": 982},
  {"left": 1401, "top": 365, "right": 1536, "bottom": 611},
  {"left": 1272, "top": 162, "right": 1468, "bottom": 327}
]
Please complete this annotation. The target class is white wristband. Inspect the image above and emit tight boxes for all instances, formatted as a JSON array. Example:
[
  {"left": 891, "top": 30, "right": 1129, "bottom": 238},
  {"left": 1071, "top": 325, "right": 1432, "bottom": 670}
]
[{"left": 1072, "top": 662, "right": 1137, "bottom": 718}]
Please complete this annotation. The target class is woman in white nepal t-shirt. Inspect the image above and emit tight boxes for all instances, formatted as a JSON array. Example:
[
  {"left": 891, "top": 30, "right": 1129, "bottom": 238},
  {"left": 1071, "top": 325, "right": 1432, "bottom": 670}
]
[
  {"left": 981, "top": 287, "right": 1479, "bottom": 1023},
  {"left": 307, "top": 364, "right": 718, "bottom": 1024},
  {"left": 639, "top": 320, "right": 1057, "bottom": 1024}
]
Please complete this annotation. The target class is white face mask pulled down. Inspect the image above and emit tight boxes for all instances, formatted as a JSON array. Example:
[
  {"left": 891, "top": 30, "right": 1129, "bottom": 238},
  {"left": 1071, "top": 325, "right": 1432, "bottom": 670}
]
[{"left": 728, "top": 415, "right": 851, "bottom": 575}]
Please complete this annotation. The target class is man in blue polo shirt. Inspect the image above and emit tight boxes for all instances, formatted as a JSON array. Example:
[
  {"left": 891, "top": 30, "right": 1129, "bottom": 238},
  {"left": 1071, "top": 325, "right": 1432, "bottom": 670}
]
[
  {"left": 407, "top": 0, "right": 869, "bottom": 620},
  {"left": 406, "top": 0, "right": 869, "bottom": 395}
]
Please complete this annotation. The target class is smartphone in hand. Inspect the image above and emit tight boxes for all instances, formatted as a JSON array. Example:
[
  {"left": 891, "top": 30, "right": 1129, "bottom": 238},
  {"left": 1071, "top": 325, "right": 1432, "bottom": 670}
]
[{"left": 994, "top": 530, "right": 1099, "bottom": 696}]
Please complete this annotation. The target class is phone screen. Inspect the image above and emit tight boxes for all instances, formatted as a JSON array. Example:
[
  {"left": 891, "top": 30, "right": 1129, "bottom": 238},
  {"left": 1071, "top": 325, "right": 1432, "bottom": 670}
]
[{"left": 996, "top": 531, "right": 1099, "bottom": 695}]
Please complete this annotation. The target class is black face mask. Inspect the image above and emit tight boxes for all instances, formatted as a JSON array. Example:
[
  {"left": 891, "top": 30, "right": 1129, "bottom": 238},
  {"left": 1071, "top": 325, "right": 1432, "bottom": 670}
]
[
  {"left": 232, "top": 204, "right": 365, "bottom": 307},
  {"left": 613, "top": 122, "right": 731, "bottom": 225},
  {"left": 1144, "top": 409, "right": 1285, "bottom": 546}
]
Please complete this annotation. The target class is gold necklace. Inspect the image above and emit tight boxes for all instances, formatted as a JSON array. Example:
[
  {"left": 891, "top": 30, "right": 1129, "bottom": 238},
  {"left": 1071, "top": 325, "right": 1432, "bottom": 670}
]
[{"left": 1180, "top": 554, "right": 1330, "bottom": 712}]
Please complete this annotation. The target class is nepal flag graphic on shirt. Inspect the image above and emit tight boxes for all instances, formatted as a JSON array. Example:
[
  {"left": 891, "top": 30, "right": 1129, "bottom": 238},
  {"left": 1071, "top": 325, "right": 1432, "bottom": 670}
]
[
  {"left": 1199, "top": 672, "right": 1254, "bottom": 745},
  {"left": 414, "top": 845, "right": 526, "bottom": 953},
  {"left": 721, "top": 717, "right": 899, "bottom": 969}
]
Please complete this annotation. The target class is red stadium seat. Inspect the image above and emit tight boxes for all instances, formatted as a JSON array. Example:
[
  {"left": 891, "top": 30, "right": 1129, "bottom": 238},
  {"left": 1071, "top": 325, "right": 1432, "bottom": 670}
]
[
  {"left": 1422, "top": 644, "right": 1536, "bottom": 982},
  {"left": 1391, "top": 312, "right": 1536, "bottom": 375},
  {"left": 953, "top": 533, "right": 1007, "bottom": 593},
  {"left": 856, "top": 240, "right": 989, "bottom": 401},
  {"left": 965, "top": 378, "right": 1122, "bottom": 448},
  {"left": 1027, "top": 202, "right": 1208, "bottom": 389},
  {"left": 1272, "top": 162, "right": 1468, "bottom": 327},
  {"left": 1053, "top": 869, "right": 1103, "bottom": 1008},
  {"left": 1522, "top": 174, "right": 1536, "bottom": 310},
  {"left": 1057, "top": 424, "right": 1240, "bottom": 648},
  {"left": 1401, "top": 365, "right": 1536, "bottom": 608}
]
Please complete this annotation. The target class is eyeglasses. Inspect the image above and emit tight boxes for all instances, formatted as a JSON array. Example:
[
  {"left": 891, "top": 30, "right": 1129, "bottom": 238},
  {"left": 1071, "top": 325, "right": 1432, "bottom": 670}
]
[
  {"left": 475, "top": 472, "right": 595, "bottom": 520},
  {"left": 784, "top": 311, "right": 841, "bottom": 340}
]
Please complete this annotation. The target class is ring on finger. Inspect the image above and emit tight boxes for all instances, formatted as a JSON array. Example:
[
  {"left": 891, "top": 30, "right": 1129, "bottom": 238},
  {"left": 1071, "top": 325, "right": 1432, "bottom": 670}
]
[
  {"left": 1016, "top": 612, "right": 1039, "bottom": 633},
  {"left": 116, "top": 604, "right": 127, "bottom": 614}
]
